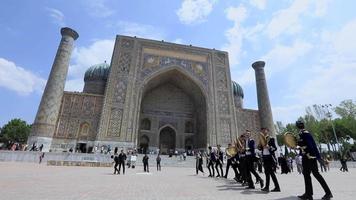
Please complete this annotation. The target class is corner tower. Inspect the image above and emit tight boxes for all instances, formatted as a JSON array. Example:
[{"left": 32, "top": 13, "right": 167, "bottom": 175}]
[{"left": 28, "top": 27, "right": 79, "bottom": 152}]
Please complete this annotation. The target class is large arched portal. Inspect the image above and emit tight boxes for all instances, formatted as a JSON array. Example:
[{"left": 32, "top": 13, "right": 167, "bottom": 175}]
[
  {"left": 159, "top": 126, "right": 176, "bottom": 154},
  {"left": 138, "top": 68, "right": 207, "bottom": 152}
]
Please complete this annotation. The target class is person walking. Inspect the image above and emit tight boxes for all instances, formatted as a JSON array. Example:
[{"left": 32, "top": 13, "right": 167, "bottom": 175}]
[
  {"left": 143, "top": 154, "right": 149, "bottom": 172},
  {"left": 259, "top": 128, "right": 280, "bottom": 193},
  {"left": 215, "top": 145, "right": 224, "bottom": 177},
  {"left": 156, "top": 153, "right": 161, "bottom": 171},
  {"left": 207, "top": 146, "right": 216, "bottom": 177},
  {"left": 245, "top": 130, "right": 264, "bottom": 189},
  {"left": 296, "top": 120, "right": 333, "bottom": 200},
  {"left": 196, "top": 152, "right": 204, "bottom": 175},
  {"left": 118, "top": 150, "right": 127, "bottom": 174}
]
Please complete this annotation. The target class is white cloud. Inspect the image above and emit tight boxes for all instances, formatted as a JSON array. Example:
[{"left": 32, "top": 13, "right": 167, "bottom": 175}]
[
  {"left": 222, "top": 5, "right": 248, "bottom": 66},
  {"left": 45, "top": 7, "right": 65, "bottom": 27},
  {"left": 66, "top": 39, "right": 115, "bottom": 91},
  {"left": 172, "top": 38, "right": 184, "bottom": 44},
  {"left": 176, "top": 0, "right": 217, "bottom": 25},
  {"left": 0, "top": 58, "right": 45, "bottom": 95},
  {"left": 83, "top": 0, "right": 114, "bottom": 18},
  {"left": 314, "top": 0, "right": 331, "bottom": 17},
  {"left": 262, "top": 40, "right": 313, "bottom": 74},
  {"left": 294, "top": 19, "right": 356, "bottom": 106},
  {"left": 266, "top": 0, "right": 310, "bottom": 39},
  {"left": 117, "top": 21, "right": 166, "bottom": 40},
  {"left": 249, "top": 0, "right": 267, "bottom": 10}
]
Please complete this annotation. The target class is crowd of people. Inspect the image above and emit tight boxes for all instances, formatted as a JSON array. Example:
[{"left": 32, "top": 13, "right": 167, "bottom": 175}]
[{"left": 193, "top": 121, "right": 334, "bottom": 200}]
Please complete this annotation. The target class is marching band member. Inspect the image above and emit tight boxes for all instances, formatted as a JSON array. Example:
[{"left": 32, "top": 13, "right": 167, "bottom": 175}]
[
  {"left": 207, "top": 146, "right": 216, "bottom": 177},
  {"left": 224, "top": 143, "right": 240, "bottom": 180},
  {"left": 259, "top": 128, "right": 280, "bottom": 192},
  {"left": 296, "top": 120, "right": 333, "bottom": 200},
  {"left": 215, "top": 145, "right": 224, "bottom": 177},
  {"left": 245, "top": 130, "right": 264, "bottom": 189}
]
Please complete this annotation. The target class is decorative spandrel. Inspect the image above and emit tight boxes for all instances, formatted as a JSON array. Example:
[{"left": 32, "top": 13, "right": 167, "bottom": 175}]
[{"left": 141, "top": 54, "right": 208, "bottom": 87}]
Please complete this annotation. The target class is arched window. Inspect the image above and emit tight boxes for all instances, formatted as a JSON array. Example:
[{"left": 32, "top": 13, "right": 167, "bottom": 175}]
[
  {"left": 185, "top": 121, "right": 194, "bottom": 133},
  {"left": 79, "top": 123, "right": 90, "bottom": 136},
  {"left": 141, "top": 118, "right": 151, "bottom": 130}
]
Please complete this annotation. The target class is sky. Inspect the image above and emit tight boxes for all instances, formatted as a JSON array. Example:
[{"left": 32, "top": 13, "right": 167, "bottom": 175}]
[{"left": 1, "top": 0, "right": 356, "bottom": 127}]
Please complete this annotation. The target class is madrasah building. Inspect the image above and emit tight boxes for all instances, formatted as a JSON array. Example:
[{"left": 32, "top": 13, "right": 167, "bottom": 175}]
[{"left": 28, "top": 27, "right": 276, "bottom": 153}]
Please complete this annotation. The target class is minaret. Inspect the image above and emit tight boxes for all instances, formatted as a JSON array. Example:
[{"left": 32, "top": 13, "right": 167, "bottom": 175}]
[
  {"left": 252, "top": 61, "right": 276, "bottom": 137},
  {"left": 28, "top": 27, "right": 79, "bottom": 152}
]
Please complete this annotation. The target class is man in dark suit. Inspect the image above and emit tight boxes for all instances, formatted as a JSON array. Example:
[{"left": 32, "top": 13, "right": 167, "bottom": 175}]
[
  {"left": 245, "top": 130, "right": 264, "bottom": 189},
  {"left": 259, "top": 128, "right": 280, "bottom": 192},
  {"left": 296, "top": 120, "right": 333, "bottom": 200},
  {"left": 118, "top": 150, "right": 127, "bottom": 174},
  {"left": 143, "top": 154, "right": 149, "bottom": 172},
  {"left": 207, "top": 146, "right": 216, "bottom": 177},
  {"left": 215, "top": 145, "right": 224, "bottom": 177}
]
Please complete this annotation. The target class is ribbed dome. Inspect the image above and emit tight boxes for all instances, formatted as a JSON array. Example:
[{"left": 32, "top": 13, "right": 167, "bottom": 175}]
[
  {"left": 84, "top": 62, "right": 110, "bottom": 82},
  {"left": 232, "top": 81, "right": 244, "bottom": 99}
]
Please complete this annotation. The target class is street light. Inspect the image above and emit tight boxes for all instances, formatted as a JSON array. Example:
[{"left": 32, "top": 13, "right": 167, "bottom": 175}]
[{"left": 321, "top": 104, "right": 340, "bottom": 151}]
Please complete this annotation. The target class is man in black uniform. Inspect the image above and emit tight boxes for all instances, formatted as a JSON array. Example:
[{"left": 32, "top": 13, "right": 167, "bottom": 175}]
[
  {"left": 296, "top": 120, "right": 333, "bottom": 200},
  {"left": 118, "top": 150, "right": 127, "bottom": 174},
  {"left": 215, "top": 145, "right": 224, "bottom": 177},
  {"left": 207, "top": 146, "right": 216, "bottom": 177},
  {"left": 245, "top": 131, "right": 264, "bottom": 189},
  {"left": 259, "top": 128, "right": 280, "bottom": 192}
]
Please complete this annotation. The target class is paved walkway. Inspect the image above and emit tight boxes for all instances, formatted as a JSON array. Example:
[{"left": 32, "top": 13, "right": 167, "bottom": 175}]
[{"left": 0, "top": 162, "right": 354, "bottom": 200}]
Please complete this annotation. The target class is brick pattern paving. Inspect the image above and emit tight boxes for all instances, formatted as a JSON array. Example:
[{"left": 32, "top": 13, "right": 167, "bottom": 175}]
[{"left": 0, "top": 162, "right": 355, "bottom": 200}]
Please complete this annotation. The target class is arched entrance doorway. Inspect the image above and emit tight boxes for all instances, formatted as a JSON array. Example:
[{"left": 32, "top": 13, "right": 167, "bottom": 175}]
[
  {"left": 138, "top": 68, "right": 208, "bottom": 150},
  {"left": 159, "top": 126, "right": 176, "bottom": 155},
  {"left": 139, "top": 135, "right": 149, "bottom": 154}
]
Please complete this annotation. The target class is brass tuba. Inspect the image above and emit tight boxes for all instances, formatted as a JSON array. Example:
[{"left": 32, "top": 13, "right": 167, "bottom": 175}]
[
  {"left": 226, "top": 146, "right": 238, "bottom": 157},
  {"left": 257, "top": 132, "right": 268, "bottom": 149},
  {"left": 283, "top": 132, "right": 297, "bottom": 148}
]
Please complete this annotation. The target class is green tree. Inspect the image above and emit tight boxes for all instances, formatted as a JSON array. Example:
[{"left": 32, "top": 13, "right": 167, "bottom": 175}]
[
  {"left": 0, "top": 119, "right": 31, "bottom": 148},
  {"left": 334, "top": 99, "right": 356, "bottom": 119}
]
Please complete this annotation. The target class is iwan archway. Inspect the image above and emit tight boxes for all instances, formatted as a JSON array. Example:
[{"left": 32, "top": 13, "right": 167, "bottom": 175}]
[{"left": 137, "top": 67, "right": 207, "bottom": 152}]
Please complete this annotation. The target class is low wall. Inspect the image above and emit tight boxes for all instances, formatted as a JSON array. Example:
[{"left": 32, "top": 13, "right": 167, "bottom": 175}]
[
  {"left": 1, "top": 150, "right": 356, "bottom": 168},
  {"left": 0, "top": 151, "right": 196, "bottom": 167}
]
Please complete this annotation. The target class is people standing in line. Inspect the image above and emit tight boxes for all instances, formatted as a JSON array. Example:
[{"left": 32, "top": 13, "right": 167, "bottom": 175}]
[
  {"left": 143, "top": 154, "right": 150, "bottom": 172},
  {"left": 196, "top": 152, "right": 205, "bottom": 175},
  {"left": 118, "top": 150, "right": 127, "bottom": 174},
  {"left": 259, "top": 128, "right": 280, "bottom": 193},
  {"left": 215, "top": 145, "right": 224, "bottom": 177},
  {"left": 245, "top": 130, "right": 264, "bottom": 189},
  {"left": 296, "top": 120, "right": 333, "bottom": 200},
  {"left": 156, "top": 153, "right": 161, "bottom": 171},
  {"left": 207, "top": 146, "right": 216, "bottom": 177}
]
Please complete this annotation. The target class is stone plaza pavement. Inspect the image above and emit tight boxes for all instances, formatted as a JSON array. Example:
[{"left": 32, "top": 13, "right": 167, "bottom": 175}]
[{"left": 0, "top": 162, "right": 355, "bottom": 200}]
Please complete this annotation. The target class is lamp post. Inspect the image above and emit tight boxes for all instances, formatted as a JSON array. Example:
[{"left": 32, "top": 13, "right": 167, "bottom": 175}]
[{"left": 321, "top": 104, "right": 339, "bottom": 151}]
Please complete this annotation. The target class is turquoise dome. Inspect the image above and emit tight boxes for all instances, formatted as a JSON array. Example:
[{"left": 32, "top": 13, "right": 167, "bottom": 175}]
[
  {"left": 84, "top": 62, "right": 110, "bottom": 82},
  {"left": 232, "top": 81, "right": 244, "bottom": 98}
]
